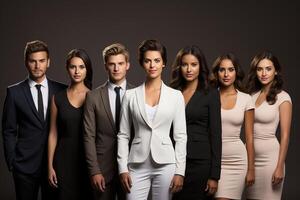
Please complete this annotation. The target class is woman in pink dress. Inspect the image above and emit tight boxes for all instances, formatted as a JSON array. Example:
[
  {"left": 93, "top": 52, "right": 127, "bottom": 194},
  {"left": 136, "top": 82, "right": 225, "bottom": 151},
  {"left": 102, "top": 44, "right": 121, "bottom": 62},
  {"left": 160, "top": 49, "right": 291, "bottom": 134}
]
[
  {"left": 245, "top": 51, "right": 292, "bottom": 200},
  {"left": 211, "top": 53, "right": 255, "bottom": 200}
]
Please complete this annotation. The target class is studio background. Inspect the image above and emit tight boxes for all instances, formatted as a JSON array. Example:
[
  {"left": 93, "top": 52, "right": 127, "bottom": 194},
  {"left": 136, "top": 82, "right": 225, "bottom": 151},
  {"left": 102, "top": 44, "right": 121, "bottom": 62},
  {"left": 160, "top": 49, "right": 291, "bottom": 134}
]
[{"left": 0, "top": 1, "right": 299, "bottom": 199}]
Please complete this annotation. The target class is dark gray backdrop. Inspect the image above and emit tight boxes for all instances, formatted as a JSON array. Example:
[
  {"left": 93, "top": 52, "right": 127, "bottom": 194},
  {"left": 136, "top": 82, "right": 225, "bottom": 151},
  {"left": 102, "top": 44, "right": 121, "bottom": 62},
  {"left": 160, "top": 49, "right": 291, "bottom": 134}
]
[{"left": 1, "top": 1, "right": 299, "bottom": 199}]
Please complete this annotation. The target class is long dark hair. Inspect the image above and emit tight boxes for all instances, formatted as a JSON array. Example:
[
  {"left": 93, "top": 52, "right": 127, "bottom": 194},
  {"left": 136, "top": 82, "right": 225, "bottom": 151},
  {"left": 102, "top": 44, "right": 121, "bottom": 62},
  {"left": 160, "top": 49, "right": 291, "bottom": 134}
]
[
  {"left": 245, "top": 50, "right": 283, "bottom": 104},
  {"left": 170, "top": 45, "right": 209, "bottom": 91},
  {"left": 210, "top": 53, "right": 245, "bottom": 91},
  {"left": 66, "top": 49, "right": 93, "bottom": 89}
]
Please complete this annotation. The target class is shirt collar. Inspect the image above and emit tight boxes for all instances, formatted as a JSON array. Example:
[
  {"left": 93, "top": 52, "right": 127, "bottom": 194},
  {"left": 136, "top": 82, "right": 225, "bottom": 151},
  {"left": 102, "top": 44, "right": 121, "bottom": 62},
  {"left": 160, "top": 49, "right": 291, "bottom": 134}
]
[
  {"left": 28, "top": 77, "right": 48, "bottom": 88},
  {"left": 108, "top": 79, "right": 127, "bottom": 91}
]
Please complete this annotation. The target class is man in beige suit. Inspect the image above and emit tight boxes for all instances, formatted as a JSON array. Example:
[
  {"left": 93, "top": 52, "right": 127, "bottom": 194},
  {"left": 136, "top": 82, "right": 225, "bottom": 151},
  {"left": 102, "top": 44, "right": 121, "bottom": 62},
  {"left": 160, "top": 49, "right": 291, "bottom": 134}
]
[{"left": 83, "top": 43, "right": 134, "bottom": 200}]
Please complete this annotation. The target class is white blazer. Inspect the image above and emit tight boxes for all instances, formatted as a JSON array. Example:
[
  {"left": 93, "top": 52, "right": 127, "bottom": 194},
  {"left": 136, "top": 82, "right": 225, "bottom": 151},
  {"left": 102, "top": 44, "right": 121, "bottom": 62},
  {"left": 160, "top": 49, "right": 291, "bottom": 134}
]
[{"left": 117, "top": 82, "right": 187, "bottom": 176}]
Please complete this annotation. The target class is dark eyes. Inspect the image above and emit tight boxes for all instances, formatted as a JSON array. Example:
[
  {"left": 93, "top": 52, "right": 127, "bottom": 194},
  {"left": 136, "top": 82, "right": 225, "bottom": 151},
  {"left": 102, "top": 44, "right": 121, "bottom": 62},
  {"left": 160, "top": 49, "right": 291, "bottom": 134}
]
[
  {"left": 181, "top": 63, "right": 198, "bottom": 67},
  {"left": 144, "top": 59, "right": 161, "bottom": 63},
  {"left": 257, "top": 67, "right": 272, "bottom": 71},
  {"left": 69, "top": 65, "right": 85, "bottom": 69},
  {"left": 219, "top": 67, "right": 235, "bottom": 72}
]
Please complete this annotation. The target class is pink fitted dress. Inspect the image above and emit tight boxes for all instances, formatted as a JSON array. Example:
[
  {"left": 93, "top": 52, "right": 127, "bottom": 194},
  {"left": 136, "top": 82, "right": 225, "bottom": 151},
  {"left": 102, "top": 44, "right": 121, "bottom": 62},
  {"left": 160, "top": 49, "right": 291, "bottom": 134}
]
[
  {"left": 215, "top": 90, "right": 254, "bottom": 199},
  {"left": 245, "top": 90, "right": 292, "bottom": 200}
]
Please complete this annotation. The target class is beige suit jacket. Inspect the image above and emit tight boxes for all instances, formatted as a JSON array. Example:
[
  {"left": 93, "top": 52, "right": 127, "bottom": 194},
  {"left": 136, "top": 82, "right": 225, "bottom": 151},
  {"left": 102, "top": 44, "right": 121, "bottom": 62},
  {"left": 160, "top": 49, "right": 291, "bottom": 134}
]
[{"left": 83, "top": 81, "right": 134, "bottom": 183}]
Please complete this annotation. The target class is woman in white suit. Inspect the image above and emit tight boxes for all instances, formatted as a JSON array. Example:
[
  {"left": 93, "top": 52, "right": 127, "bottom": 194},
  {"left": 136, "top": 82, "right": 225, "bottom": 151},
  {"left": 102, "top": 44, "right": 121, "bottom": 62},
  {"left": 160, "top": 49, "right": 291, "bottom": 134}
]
[{"left": 117, "top": 39, "right": 187, "bottom": 200}]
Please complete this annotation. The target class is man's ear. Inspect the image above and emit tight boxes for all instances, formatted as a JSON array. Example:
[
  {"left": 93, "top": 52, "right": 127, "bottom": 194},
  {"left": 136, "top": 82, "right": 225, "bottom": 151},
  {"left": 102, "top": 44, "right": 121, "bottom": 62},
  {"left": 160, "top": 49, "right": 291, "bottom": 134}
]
[{"left": 126, "top": 62, "right": 130, "bottom": 70}]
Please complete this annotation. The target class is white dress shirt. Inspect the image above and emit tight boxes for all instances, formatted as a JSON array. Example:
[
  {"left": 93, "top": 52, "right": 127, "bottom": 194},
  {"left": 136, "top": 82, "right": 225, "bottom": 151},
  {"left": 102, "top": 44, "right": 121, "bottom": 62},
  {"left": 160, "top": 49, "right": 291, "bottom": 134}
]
[
  {"left": 28, "top": 77, "right": 49, "bottom": 119},
  {"left": 108, "top": 80, "right": 127, "bottom": 122}
]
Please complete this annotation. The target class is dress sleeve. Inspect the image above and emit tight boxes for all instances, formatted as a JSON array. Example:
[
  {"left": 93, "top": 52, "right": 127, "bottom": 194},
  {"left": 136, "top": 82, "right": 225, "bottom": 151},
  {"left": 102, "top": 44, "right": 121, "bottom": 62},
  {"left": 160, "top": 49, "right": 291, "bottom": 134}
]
[
  {"left": 277, "top": 91, "right": 292, "bottom": 105},
  {"left": 245, "top": 93, "right": 255, "bottom": 111}
]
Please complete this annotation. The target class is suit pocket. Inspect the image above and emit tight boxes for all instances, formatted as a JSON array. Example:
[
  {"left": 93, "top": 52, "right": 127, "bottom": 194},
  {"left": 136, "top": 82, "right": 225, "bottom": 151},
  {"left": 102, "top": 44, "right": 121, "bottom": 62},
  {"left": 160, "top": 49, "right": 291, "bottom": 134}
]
[
  {"left": 132, "top": 137, "right": 142, "bottom": 144},
  {"left": 162, "top": 138, "right": 172, "bottom": 145}
]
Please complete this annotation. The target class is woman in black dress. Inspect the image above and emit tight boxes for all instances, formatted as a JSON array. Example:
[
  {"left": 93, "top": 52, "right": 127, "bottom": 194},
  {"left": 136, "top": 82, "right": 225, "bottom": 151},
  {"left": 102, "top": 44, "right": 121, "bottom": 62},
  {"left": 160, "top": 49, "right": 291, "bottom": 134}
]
[
  {"left": 48, "top": 49, "right": 93, "bottom": 199},
  {"left": 170, "top": 45, "right": 222, "bottom": 200}
]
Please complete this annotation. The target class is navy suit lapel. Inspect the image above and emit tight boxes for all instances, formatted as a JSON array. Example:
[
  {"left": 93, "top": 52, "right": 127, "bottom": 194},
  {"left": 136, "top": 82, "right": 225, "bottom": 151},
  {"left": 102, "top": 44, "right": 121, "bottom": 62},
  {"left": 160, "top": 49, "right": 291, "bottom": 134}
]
[
  {"left": 21, "top": 79, "right": 44, "bottom": 124},
  {"left": 46, "top": 79, "right": 55, "bottom": 122}
]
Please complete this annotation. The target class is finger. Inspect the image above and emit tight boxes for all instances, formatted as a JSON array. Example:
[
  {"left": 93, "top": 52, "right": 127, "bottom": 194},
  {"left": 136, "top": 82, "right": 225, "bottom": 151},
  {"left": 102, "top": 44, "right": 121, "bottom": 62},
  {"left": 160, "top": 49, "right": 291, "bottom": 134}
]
[
  {"left": 272, "top": 175, "right": 275, "bottom": 183},
  {"left": 122, "top": 178, "right": 131, "bottom": 193},
  {"left": 208, "top": 187, "right": 216, "bottom": 195},
  {"left": 99, "top": 180, "right": 105, "bottom": 192},
  {"left": 169, "top": 180, "right": 174, "bottom": 189},
  {"left": 53, "top": 175, "right": 58, "bottom": 186},
  {"left": 205, "top": 184, "right": 209, "bottom": 191},
  {"left": 101, "top": 179, "right": 106, "bottom": 190}
]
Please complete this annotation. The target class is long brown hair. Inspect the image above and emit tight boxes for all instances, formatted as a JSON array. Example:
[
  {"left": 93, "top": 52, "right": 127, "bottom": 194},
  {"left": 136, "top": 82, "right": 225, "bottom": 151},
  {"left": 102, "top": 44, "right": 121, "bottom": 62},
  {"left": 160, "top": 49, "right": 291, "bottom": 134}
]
[
  {"left": 170, "top": 45, "right": 209, "bottom": 92},
  {"left": 245, "top": 50, "right": 283, "bottom": 104},
  {"left": 210, "top": 53, "right": 245, "bottom": 91}
]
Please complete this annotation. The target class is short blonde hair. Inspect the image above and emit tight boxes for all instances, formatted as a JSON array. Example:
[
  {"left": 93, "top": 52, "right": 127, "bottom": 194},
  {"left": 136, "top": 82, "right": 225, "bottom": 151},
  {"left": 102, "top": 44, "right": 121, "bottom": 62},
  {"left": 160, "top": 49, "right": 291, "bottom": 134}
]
[{"left": 102, "top": 43, "right": 129, "bottom": 63}]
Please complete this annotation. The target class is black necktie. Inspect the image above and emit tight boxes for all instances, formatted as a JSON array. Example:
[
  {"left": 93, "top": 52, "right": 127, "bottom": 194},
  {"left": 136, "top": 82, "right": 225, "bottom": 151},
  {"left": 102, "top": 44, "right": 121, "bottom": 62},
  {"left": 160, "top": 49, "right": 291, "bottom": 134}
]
[
  {"left": 35, "top": 84, "right": 44, "bottom": 120},
  {"left": 114, "top": 86, "right": 121, "bottom": 132}
]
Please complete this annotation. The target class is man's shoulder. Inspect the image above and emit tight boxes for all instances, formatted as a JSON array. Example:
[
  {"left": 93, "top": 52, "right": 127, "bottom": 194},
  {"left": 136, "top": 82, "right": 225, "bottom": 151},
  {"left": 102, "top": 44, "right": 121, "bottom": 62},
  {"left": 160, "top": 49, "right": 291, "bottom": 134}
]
[{"left": 7, "top": 79, "right": 27, "bottom": 91}]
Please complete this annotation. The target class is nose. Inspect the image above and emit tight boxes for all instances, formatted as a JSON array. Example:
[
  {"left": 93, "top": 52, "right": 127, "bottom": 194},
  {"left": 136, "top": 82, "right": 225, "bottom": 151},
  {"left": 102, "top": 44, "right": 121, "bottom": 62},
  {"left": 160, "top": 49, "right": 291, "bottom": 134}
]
[
  {"left": 150, "top": 61, "right": 154, "bottom": 68},
  {"left": 224, "top": 69, "right": 228, "bottom": 76},
  {"left": 187, "top": 65, "right": 191, "bottom": 72},
  {"left": 75, "top": 67, "right": 79, "bottom": 74},
  {"left": 262, "top": 69, "right": 266, "bottom": 76},
  {"left": 114, "top": 65, "right": 119, "bottom": 71}
]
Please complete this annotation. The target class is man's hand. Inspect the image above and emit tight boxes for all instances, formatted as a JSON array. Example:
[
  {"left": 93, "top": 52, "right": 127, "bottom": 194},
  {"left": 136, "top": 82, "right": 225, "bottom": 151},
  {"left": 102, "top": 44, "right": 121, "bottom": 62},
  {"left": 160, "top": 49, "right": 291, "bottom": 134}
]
[{"left": 91, "top": 174, "right": 106, "bottom": 192}]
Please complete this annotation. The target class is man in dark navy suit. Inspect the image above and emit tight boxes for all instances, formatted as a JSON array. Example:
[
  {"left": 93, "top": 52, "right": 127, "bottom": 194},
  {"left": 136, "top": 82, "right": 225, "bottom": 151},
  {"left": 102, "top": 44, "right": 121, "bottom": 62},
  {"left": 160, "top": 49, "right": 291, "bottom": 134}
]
[{"left": 2, "top": 40, "right": 67, "bottom": 200}]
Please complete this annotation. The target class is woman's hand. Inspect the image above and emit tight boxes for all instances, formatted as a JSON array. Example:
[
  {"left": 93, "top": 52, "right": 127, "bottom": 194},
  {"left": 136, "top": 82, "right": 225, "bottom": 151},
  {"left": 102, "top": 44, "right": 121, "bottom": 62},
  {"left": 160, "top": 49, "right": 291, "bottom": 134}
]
[
  {"left": 205, "top": 179, "right": 218, "bottom": 195},
  {"left": 48, "top": 167, "right": 58, "bottom": 188},
  {"left": 245, "top": 168, "right": 255, "bottom": 186},
  {"left": 272, "top": 165, "right": 284, "bottom": 185},
  {"left": 170, "top": 175, "right": 184, "bottom": 193},
  {"left": 120, "top": 172, "right": 132, "bottom": 193}
]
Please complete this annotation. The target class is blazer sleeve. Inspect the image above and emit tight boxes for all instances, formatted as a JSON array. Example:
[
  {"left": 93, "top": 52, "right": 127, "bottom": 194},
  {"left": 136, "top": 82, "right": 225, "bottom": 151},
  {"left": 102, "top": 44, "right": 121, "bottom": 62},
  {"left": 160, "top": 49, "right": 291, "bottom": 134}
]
[
  {"left": 208, "top": 89, "right": 222, "bottom": 180},
  {"left": 2, "top": 87, "right": 17, "bottom": 171},
  {"left": 117, "top": 92, "right": 132, "bottom": 174},
  {"left": 172, "top": 92, "right": 187, "bottom": 176},
  {"left": 83, "top": 92, "right": 101, "bottom": 176}
]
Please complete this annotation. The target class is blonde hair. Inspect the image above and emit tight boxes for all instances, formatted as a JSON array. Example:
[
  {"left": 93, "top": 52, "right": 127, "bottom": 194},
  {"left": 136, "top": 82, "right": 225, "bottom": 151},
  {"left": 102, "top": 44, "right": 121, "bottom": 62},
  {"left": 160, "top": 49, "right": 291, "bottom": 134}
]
[{"left": 102, "top": 43, "right": 129, "bottom": 63}]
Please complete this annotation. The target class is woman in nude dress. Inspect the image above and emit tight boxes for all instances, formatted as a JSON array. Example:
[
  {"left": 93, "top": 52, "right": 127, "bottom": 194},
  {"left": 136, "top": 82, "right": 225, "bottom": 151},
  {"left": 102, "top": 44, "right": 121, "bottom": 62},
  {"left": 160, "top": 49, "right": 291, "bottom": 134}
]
[
  {"left": 245, "top": 51, "right": 292, "bottom": 200},
  {"left": 211, "top": 53, "right": 255, "bottom": 200}
]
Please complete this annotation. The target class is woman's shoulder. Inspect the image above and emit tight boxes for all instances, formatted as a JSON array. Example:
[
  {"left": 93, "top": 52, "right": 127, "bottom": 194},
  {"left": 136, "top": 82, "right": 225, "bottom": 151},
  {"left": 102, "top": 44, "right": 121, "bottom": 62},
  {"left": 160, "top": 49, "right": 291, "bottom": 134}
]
[
  {"left": 237, "top": 90, "right": 252, "bottom": 99},
  {"left": 277, "top": 90, "right": 292, "bottom": 105}
]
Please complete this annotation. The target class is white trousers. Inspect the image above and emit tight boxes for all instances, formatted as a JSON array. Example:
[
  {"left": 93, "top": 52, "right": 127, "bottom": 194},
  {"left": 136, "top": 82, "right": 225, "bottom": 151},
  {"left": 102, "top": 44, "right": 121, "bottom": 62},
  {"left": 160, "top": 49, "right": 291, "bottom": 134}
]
[{"left": 127, "top": 155, "right": 175, "bottom": 200}]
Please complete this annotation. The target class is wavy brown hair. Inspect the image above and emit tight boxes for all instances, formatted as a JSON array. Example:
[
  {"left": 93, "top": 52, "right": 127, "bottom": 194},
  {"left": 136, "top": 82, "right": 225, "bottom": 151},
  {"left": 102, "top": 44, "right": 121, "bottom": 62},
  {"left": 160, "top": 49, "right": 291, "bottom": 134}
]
[
  {"left": 210, "top": 53, "right": 245, "bottom": 91},
  {"left": 245, "top": 50, "right": 283, "bottom": 105},
  {"left": 170, "top": 45, "right": 209, "bottom": 92}
]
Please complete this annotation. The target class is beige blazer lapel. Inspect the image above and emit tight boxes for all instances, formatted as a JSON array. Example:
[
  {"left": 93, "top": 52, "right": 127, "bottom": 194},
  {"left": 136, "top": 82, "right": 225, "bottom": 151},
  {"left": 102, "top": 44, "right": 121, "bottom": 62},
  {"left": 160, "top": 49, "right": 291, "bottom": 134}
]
[
  {"left": 136, "top": 83, "right": 152, "bottom": 128},
  {"left": 100, "top": 84, "right": 115, "bottom": 131}
]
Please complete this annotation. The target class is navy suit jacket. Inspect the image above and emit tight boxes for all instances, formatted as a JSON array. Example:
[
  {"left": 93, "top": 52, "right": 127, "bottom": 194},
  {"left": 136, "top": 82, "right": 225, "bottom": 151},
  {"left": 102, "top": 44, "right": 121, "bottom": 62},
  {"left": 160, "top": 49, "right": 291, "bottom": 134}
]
[{"left": 2, "top": 78, "right": 67, "bottom": 175}]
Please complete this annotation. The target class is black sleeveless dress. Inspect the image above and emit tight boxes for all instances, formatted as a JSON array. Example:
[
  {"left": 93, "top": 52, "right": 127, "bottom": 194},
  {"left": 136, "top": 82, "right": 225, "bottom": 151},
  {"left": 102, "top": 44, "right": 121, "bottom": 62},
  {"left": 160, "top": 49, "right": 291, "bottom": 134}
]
[{"left": 53, "top": 89, "right": 92, "bottom": 200}]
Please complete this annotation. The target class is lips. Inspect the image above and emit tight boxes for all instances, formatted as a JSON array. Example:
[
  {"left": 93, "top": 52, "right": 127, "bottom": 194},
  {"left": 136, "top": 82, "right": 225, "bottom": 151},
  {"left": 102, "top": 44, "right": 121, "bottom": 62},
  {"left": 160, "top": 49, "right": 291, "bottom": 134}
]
[
  {"left": 149, "top": 70, "right": 157, "bottom": 74},
  {"left": 260, "top": 78, "right": 268, "bottom": 81},
  {"left": 222, "top": 79, "right": 231, "bottom": 82}
]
